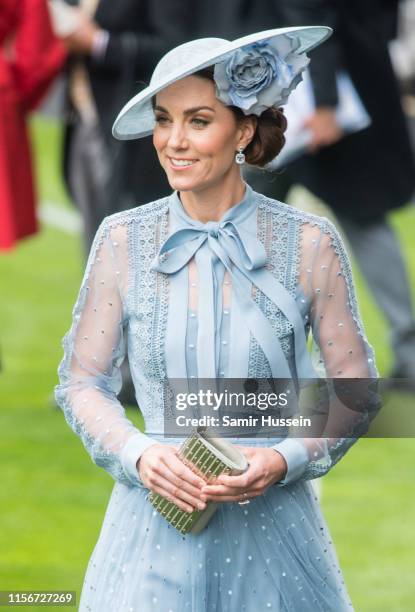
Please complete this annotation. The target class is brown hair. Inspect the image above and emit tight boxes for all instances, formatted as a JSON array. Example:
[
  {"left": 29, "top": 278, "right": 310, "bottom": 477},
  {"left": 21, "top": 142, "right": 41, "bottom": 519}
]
[{"left": 195, "top": 66, "right": 287, "bottom": 167}]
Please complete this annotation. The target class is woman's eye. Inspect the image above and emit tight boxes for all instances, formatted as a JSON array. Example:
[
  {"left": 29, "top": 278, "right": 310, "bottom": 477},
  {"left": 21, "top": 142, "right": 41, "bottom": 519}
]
[
  {"left": 155, "top": 115, "right": 169, "bottom": 125},
  {"left": 192, "top": 117, "right": 209, "bottom": 127}
]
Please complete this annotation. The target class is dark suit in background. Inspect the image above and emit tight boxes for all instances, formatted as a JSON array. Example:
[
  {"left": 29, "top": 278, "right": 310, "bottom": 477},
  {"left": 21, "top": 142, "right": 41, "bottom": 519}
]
[
  {"left": 63, "top": 0, "right": 192, "bottom": 251},
  {"left": 270, "top": 0, "right": 414, "bottom": 222}
]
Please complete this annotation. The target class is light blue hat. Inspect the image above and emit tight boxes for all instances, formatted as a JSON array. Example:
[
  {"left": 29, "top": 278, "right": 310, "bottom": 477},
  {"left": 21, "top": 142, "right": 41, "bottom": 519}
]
[{"left": 112, "top": 26, "right": 332, "bottom": 141}]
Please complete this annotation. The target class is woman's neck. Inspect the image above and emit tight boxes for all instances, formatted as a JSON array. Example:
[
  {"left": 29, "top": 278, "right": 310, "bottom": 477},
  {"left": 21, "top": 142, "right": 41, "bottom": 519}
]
[{"left": 179, "top": 173, "right": 246, "bottom": 223}]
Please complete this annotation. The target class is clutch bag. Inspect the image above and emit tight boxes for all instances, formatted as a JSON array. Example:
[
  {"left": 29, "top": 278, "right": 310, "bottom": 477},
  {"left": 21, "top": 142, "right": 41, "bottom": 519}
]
[{"left": 148, "top": 427, "right": 248, "bottom": 535}]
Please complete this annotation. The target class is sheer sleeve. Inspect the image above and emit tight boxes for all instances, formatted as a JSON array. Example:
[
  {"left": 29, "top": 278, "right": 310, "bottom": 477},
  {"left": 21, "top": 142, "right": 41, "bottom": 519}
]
[
  {"left": 55, "top": 218, "right": 157, "bottom": 487},
  {"left": 272, "top": 218, "right": 379, "bottom": 486}
]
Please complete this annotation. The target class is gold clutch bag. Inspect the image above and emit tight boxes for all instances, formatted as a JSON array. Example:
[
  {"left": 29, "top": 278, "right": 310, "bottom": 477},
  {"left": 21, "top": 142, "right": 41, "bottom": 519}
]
[{"left": 148, "top": 427, "right": 249, "bottom": 535}]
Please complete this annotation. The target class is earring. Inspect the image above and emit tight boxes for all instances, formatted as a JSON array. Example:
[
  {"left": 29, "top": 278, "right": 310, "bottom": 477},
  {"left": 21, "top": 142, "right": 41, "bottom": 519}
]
[{"left": 235, "top": 147, "right": 245, "bottom": 165}]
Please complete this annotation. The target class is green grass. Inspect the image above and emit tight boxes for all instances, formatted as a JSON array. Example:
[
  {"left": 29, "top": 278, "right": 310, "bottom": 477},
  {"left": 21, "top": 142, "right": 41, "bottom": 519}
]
[
  {"left": 29, "top": 116, "right": 72, "bottom": 209},
  {"left": 323, "top": 439, "right": 415, "bottom": 611},
  {"left": 0, "top": 116, "right": 414, "bottom": 610}
]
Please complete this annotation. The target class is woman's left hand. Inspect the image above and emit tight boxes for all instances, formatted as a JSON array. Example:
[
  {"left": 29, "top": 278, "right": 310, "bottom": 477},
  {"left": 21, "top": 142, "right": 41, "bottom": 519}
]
[{"left": 200, "top": 446, "right": 288, "bottom": 503}]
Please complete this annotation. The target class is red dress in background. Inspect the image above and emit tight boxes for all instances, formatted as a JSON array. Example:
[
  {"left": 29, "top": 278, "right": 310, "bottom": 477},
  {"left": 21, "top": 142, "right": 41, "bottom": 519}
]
[{"left": 0, "top": 0, "right": 66, "bottom": 251}]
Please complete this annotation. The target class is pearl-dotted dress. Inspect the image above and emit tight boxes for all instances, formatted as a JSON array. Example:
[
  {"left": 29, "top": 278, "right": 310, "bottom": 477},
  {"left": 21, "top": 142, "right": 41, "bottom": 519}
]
[{"left": 55, "top": 184, "right": 377, "bottom": 611}]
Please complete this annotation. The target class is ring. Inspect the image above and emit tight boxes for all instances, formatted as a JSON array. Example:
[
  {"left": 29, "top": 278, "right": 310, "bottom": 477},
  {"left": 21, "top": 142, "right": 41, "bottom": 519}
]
[{"left": 238, "top": 492, "right": 250, "bottom": 505}]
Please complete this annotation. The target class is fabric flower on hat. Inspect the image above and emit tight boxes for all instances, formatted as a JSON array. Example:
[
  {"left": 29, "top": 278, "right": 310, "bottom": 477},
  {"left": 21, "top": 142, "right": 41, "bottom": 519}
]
[{"left": 213, "top": 35, "right": 310, "bottom": 116}]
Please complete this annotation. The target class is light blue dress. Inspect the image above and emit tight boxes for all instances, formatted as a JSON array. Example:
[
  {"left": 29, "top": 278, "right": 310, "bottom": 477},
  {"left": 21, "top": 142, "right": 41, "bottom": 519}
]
[{"left": 55, "top": 184, "right": 377, "bottom": 611}]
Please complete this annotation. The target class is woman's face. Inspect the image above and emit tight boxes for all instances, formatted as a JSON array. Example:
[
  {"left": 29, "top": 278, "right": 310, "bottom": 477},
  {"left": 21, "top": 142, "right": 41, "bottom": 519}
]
[{"left": 153, "top": 75, "right": 254, "bottom": 193}]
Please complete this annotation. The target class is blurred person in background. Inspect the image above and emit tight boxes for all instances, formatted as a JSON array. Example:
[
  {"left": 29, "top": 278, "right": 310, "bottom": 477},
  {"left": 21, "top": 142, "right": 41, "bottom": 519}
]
[
  {"left": 389, "top": 0, "right": 415, "bottom": 96},
  {"left": 234, "top": 0, "right": 415, "bottom": 386},
  {"left": 55, "top": 0, "right": 192, "bottom": 255},
  {"left": 0, "top": 0, "right": 66, "bottom": 252},
  {"left": 389, "top": 0, "right": 415, "bottom": 151}
]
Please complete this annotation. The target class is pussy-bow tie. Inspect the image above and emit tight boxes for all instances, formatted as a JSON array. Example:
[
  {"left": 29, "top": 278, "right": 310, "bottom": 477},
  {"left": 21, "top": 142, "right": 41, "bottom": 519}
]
[{"left": 152, "top": 185, "right": 315, "bottom": 380}]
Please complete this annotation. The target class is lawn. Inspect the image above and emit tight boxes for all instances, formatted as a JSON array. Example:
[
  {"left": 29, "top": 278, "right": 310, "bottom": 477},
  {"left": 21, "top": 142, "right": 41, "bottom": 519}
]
[{"left": 0, "top": 116, "right": 414, "bottom": 611}]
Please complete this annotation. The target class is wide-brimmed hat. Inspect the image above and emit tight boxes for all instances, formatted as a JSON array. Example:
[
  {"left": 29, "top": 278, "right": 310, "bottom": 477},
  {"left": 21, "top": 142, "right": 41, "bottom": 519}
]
[{"left": 112, "top": 26, "right": 332, "bottom": 141}]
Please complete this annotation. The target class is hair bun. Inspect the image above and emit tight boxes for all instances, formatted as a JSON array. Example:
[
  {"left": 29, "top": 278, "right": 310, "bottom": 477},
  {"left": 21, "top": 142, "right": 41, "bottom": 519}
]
[{"left": 244, "top": 107, "right": 287, "bottom": 167}]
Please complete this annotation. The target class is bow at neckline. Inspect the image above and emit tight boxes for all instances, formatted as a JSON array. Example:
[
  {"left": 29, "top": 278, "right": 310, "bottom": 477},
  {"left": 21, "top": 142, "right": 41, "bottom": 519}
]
[{"left": 152, "top": 184, "right": 315, "bottom": 380}]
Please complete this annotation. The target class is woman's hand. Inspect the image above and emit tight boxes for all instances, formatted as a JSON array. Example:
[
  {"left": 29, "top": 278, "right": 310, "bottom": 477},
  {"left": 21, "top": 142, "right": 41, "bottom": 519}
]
[
  {"left": 137, "top": 444, "right": 208, "bottom": 513},
  {"left": 200, "top": 446, "right": 288, "bottom": 503}
]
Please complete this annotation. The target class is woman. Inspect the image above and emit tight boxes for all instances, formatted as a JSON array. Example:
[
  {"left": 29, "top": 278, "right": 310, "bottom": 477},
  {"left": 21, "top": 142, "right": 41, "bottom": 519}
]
[
  {"left": 55, "top": 27, "right": 377, "bottom": 611},
  {"left": 0, "top": 0, "right": 66, "bottom": 251}
]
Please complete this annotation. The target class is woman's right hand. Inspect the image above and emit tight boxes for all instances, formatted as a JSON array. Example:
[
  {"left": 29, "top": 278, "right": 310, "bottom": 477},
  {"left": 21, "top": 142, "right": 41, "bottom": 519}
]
[{"left": 137, "top": 444, "right": 208, "bottom": 513}]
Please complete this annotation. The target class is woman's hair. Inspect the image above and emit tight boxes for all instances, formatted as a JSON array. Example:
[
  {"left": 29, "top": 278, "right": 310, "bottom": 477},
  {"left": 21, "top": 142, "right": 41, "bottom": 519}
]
[{"left": 195, "top": 66, "right": 287, "bottom": 167}]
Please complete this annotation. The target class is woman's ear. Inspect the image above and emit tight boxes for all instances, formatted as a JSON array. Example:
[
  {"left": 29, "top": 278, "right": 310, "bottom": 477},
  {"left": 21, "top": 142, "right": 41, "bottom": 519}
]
[{"left": 238, "top": 116, "right": 257, "bottom": 150}]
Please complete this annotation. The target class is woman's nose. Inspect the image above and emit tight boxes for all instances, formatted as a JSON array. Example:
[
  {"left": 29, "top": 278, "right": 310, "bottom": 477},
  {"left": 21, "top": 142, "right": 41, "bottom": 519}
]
[{"left": 167, "top": 124, "right": 188, "bottom": 149}]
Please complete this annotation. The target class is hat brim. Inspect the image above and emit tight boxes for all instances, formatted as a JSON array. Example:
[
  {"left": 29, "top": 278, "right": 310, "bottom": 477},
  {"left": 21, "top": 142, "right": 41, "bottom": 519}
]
[{"left": 112, "top": 26, "right": 332, "bottom": 141}]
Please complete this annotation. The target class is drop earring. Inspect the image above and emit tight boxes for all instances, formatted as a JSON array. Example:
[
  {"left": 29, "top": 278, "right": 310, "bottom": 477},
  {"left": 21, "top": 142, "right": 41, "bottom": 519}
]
[{"left": 235, "top": 147, "right": 245, "bottom": 165}]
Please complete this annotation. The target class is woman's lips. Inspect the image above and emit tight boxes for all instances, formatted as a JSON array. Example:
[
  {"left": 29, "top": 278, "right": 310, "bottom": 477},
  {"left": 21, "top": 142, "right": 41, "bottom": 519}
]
[{"left": 168, "top": 157, "right": 199, "bottom": 170}]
